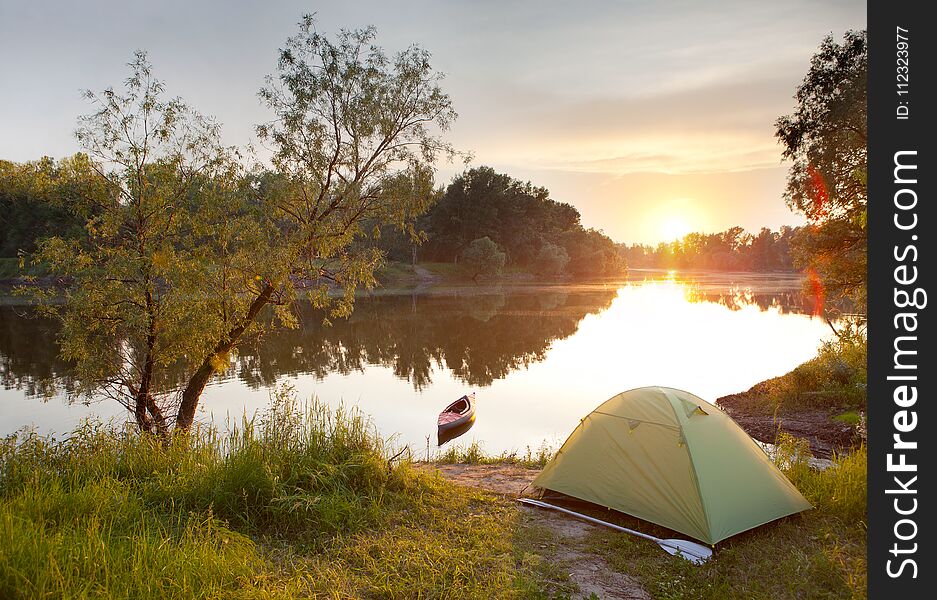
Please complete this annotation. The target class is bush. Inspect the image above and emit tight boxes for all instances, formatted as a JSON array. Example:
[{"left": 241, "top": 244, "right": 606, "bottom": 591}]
[
  {"left": 460, "top": 236, "right": 506, "bottom": 280},
  {"left": 775, "top": 433, "right": 867, "bottom": 525},
  {"left": 532, "top": 242, "right": 569, "bottom": 276}
]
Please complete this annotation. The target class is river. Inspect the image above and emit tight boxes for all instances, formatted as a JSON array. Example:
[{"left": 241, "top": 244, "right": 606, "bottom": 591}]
[{"left": 1, "top": 270, "right": 832, "bottom": 456}]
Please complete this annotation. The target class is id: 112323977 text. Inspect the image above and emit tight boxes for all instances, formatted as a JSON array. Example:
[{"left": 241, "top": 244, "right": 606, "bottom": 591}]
[{"left": 896, "top": 26, "right": 910, "bottom": 119}]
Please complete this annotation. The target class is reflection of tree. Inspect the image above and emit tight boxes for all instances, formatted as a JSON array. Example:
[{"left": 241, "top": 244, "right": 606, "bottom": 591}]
[
  {"left": 682, "top": 286, "right": 846, "bottom": 315},
  {"left": 232, "top": 290, "right": 616, "bottom": 390},
  {"left": 685, "top": 289, "right": 813, "bottom": 314},
  {"left": 0, "top": 307, "right": 76, "bottom": 398},
  {"left": 1, "top": 282, "right": 823, "bottom": 398},
  {"left": 0, "top": 306, "right": 195, "bottom": 401}
]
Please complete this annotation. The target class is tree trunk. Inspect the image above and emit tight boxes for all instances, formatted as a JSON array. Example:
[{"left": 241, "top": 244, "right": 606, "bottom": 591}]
[
  {"left": 134, "top": 294, "right": 168, "bottom": 437},
  {"left": 175, "top": 283, "right": 275, "bottom": 431},
  {"left": 133, "top": 394, "right": 152, "bottom": 433}
]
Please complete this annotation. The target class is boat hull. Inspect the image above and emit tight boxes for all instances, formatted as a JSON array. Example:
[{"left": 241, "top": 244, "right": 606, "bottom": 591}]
[{"left": 437, "top": 393, "right": 476, "bottom": 445}]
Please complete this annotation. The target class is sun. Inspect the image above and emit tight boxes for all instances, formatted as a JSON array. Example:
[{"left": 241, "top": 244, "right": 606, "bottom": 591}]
[{"left": 660, "top": 216, "right": 693, "bottom": 241}]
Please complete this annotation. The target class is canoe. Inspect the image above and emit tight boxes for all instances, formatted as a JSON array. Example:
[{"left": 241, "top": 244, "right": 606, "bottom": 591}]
[{"left": 437, "top": 393, "right": 476, "bottom": 445}]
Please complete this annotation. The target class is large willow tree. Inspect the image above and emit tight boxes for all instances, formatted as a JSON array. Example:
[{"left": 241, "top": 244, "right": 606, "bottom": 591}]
[
  {"left": 174, "top": 17, "right": 459, "bottom": 429},
  {"left": 30, "top": 52, "right": 241, "bottom": 435},
  {"left": 30, "top": 17, "right": 458, "bottom": 434}
]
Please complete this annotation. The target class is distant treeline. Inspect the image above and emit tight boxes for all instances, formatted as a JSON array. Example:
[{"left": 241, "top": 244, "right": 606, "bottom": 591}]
[
  {"left": 623, "top": 226, "right": 804, "bottom": 272},
  {"left": 1, "top": 161, "right": 626, "bottom": 278},
  {"left": 0, "top": 157, "right": 86, "bottom": 260},
  {"left": 3, "top": 158, "right": 799, "bottom": 277},
  {"left": 374, "top": 166, "right": 626, "bottom": 278}
]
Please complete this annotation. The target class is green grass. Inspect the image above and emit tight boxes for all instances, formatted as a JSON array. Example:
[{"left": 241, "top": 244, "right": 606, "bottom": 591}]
[
  {"left": 833, "top": 411, "right": 862, "bottom": 426},
  {"left": 1, "top": 387, "right": 867, "bottom": 599},
  {"left": 0, "top": 389, "right": 560, "bottom": 599},
  {"left": 437, "top": 440, "right": 556, "bottom": 469},
  {"left": 729, "top": 329, "right": 867, "bottom": 416}
]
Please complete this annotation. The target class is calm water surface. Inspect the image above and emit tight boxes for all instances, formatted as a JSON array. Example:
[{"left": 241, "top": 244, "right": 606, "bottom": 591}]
[{"left": 1, "top": 271, "right": 832, "bottom": 455}]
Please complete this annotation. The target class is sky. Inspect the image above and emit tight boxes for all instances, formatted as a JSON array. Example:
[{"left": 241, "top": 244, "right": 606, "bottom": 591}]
[{"left": 0, "top": 1, "right": 866, "bottom": 244}]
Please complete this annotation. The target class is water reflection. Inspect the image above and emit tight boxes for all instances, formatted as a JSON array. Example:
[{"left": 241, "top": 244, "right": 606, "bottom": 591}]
[
  {"left": 229, "top": 288, "right": 615, "bottom": 391},
  {"left": 2, "top": 274, "right": 833, "bottom": 451},
  {"left": 0, "top": 306, "right": 75, "bottom": 399}
]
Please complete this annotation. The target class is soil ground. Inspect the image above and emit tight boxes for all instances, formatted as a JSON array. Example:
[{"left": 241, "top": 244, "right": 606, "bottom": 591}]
[
  {"left": 419, "top": 464, "right": 651, "bottom": 599},
  {"left": 717, "top": 385, "right": 863, "bottom": 459}
]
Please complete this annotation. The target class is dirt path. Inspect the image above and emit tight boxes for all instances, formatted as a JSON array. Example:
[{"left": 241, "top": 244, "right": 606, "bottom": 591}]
[{"left": 420, "top": 464, "right": 651, "bottom": 599}]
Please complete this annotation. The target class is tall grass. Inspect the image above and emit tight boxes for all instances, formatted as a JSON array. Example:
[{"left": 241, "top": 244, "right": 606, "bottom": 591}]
[
  {"left": 436, "top": 440, "right": 555, "bottom": 469},
  {"left": 0, "top": 388, "right": 398, "bottom": 598},
  {"left": 0, "top": 388, "right": 554, "bottom": 599},
  {"left": 775, "top": 433, "right": 867, "bottom": 525}
]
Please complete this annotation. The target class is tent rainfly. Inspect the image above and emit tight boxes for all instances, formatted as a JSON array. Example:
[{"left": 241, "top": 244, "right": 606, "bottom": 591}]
[{"left": 530, "top": 387, "right": 812, "bottom": 545}]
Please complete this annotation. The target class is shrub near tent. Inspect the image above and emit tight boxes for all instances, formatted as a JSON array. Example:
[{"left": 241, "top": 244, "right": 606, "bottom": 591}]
[{"left": 531, "top": 387, "right": 812, "bottom": 545}]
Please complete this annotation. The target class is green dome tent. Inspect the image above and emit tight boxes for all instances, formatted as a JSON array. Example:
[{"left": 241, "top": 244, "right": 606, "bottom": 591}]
[{"left": 531, "top": 387, "right": 811, "bottom": 545}]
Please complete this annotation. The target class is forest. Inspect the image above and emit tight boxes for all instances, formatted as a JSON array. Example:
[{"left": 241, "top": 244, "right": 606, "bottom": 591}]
[
  {"left": 2, "top": 160, "right": 805, "bottom": 281},
  {"left": 623, "top": 225, "right": 805, "bottom": 272}
]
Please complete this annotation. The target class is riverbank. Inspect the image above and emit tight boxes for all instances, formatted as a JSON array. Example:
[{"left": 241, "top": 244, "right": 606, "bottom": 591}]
[
  {"left": 715, "top": 332, "right": 867, "bottom": 459},
  {"left": 0, "top": 395, "right": 568, "bottom": 599},
  {"left": 1, "top": 388, "right": 866, "bottom": 600}
]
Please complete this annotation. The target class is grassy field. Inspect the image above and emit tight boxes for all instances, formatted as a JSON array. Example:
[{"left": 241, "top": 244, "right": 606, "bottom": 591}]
[
  {"left": 0, "top": 390, "right": 562, "bottom": 599},
  {"left": 1, "top": 387, "right": 866, "bottom": 599}
]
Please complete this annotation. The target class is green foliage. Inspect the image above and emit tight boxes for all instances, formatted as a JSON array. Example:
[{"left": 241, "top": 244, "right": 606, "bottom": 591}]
[
  {"left": 255, "top": 16, "right": 457, "bottom": 302},
  {"left": 18, "top": 54, "right": 245, "bottom": 436},
  {"left": 560, "top": 227, "right": 626, "bottom": 277},
  {"left": 420, "top": 167, "right": 577, "bottom": 263},
  {"left": 532, "top": 242, "right": 570, "bottom": 276},
  {"left": 0, "top": 157, "right": 88, "bottom": 260},
  {"left": 775, "top": 434, "right": 866, "bottom": 525},
  {"left": 419, "top": 166, "right": 625, "bottom": 278},
  {"left": 172, "top": 16, "right": 461, "bottom": 429},
  {"left": 765, "top": 327, "right": 867, "bottom": 413},
  {"left": 775, "top": 30, "right": 867, "bottom": 315},
  {"left": 460, "top": 236, "right": 506, "bottom": 279},
  {"left": 625, "top": 225, "right": 799, "bottom": 272}
]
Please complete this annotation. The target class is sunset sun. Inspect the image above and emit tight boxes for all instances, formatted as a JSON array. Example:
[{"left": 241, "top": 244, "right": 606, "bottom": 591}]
[{"left": 660, "top": 216, "right": 693, "bottom": 241}]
